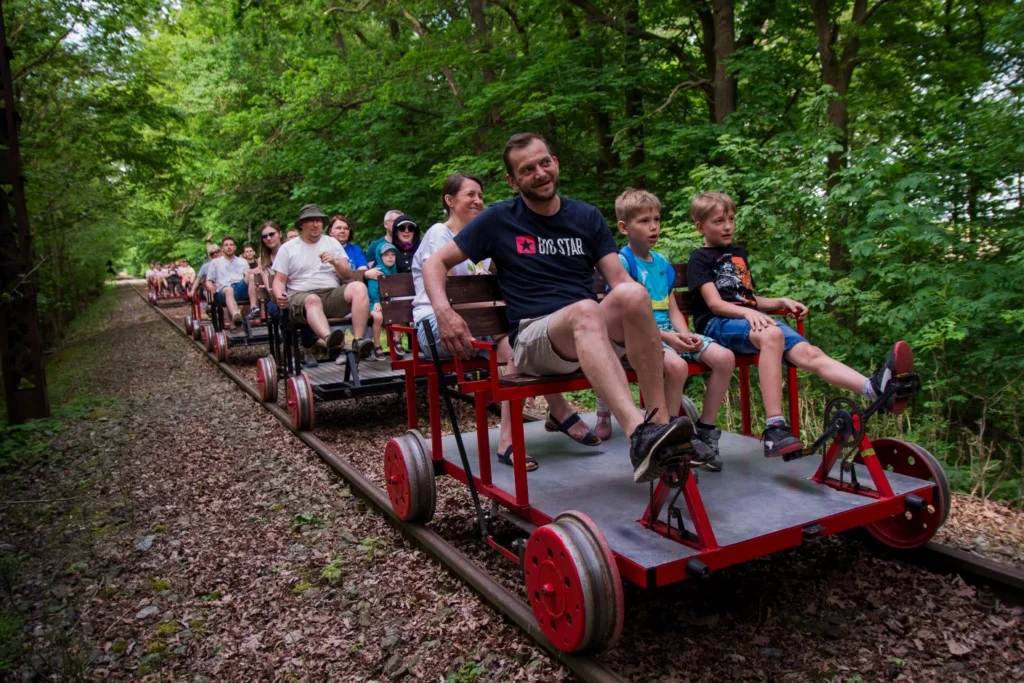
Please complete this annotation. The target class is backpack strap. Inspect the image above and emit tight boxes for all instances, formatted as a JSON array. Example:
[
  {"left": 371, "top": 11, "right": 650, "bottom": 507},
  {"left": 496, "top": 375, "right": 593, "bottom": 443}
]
[{"left": 619, "top": 245, "right": 640, "bottom": 282}]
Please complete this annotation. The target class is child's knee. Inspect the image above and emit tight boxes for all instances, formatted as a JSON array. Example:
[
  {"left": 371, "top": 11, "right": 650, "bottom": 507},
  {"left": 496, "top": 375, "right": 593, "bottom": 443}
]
[
  {"left": 705, "top": 345, "right": 735, "bottom": 371},
  {"left": 790, "top": 341, "right": 824, "bottom": 364},
  {"left": 753, "top": 325, "right": 784, "bottom": 347},
  {"left": 664, "top": 351, "right": 688, "bottom": 383}
]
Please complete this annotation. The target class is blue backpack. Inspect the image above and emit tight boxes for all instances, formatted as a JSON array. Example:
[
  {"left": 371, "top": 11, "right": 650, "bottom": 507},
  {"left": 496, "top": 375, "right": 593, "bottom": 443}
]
[{"left": 619, "top": 245, "right": 674, "bottom": 291}]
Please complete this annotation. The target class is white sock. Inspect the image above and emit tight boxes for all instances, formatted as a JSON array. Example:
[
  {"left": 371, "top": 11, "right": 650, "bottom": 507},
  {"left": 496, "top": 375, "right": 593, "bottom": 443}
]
[
  {"left": 767, "top": 415, "right": 785, "bottom": 427},
  {"left": 863, "top": 378, "right": 878, "bottom": 401}
]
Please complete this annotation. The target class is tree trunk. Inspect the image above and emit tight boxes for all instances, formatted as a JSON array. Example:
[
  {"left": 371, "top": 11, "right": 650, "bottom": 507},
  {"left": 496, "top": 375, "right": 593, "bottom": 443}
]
[
  {"left": 712, "top": 0, "right": 736, "bottom": 122},
  {"left": 696, "top": 2, "right": 718, "bottom": 124},
  {"left": 624, "top": 0, "right": 645, "bottom": 186}
]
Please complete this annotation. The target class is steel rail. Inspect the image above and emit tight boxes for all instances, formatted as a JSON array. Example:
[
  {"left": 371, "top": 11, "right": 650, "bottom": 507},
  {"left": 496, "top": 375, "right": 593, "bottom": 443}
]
[{"left": 135, "top": 287, "right": 626, "bottom": 683}]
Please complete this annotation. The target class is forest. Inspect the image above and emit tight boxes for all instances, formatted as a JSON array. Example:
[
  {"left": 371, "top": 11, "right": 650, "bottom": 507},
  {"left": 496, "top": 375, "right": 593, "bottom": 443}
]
[{"left": 6, "top": 0, "right": 1024, "bottom": 502}]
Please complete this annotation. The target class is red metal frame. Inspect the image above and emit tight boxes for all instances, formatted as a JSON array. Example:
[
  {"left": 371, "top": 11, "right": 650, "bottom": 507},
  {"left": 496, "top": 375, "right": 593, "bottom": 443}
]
[{"left": 383, "top": 300, "right": 935, "bottom": 591}]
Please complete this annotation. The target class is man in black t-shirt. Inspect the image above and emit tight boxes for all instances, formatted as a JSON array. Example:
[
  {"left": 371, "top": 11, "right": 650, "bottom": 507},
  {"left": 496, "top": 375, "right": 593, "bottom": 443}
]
[{"left": 423, "top": 133, "right": 704, "bottom": 483}]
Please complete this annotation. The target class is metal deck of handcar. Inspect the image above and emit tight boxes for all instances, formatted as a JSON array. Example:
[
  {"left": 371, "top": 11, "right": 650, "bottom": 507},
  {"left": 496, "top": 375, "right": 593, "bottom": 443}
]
[{"left": 436, "top": 413, "right": 934, "bottom": 586}]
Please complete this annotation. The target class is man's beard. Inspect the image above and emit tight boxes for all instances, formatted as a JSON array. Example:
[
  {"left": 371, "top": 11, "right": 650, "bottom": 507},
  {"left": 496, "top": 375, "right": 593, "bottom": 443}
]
[{"left": 518, "top": 177, "right": 558, "bottom": 203}]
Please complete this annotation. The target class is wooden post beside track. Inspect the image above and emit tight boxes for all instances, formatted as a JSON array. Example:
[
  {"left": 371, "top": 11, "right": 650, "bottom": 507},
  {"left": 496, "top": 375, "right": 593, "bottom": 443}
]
[{"left": 0, "top": 11, "right": 49, "bottom": 423}]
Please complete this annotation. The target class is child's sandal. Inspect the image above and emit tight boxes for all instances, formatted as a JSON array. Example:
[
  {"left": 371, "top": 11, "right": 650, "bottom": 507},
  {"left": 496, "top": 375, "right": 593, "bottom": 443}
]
[{"left": 496, "top": 445, "right": 538, "bottom": 472}]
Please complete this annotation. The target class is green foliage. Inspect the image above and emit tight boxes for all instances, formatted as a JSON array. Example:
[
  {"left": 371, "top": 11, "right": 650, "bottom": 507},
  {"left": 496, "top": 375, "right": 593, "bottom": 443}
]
[
  {"left": 445, "top": 661, "right": 485, "bottom": 683},
  {"left": 320, "top": 557, "right": 343, "bottom": 585},
  {"left": 0, "top": 397, "right": 114, "bottom": 471},
  {"left": 9, "top": 0, "right": 1024, "bottom": 502}
]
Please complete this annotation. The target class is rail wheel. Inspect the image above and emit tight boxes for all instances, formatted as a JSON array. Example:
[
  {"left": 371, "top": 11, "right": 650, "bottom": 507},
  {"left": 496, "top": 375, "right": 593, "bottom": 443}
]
[
  {"left": 862, "top": 438, "right": 951, "bottom": 549},
  {"left": 148, "top": 290, "right": 156, "bottom": 304},
  {"left": 256, "top": 355, "right": 278, "bottom": 403},
  {"left": 286, "top": 372, "right": 315, "bottom": 431},
  {"left": 523, "top": 510, "right": 624, "bottom": 653},
  {"left": 213, "top": 331, "right": 229, "bottom": 362},
  {"left": 184, "top": 315, "right": 193, "bottom": 336},
  {"left": 680, "top": 395, "right": 700, "bottom": 423},
  {"left": 201, "top": 324, "right": 214, "bottom": 352},
  {"left": 384, "top": 430, "right": 436, "bottom": 523},
  {"left": 192, "top": 319, "right": 204, "bottom": 341}
]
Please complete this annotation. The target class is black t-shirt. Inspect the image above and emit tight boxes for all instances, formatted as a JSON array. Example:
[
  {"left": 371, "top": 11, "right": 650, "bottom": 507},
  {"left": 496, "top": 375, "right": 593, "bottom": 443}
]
[
  {"left": 454, "top": 195, "right": 617, "bottom": 345},
  {"left": 686, "top": 244, "right": 757, "bottom": 334}
]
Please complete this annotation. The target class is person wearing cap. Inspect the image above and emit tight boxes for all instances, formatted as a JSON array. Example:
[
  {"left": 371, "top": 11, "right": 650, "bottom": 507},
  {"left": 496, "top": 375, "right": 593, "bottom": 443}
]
[
  {"left": 365, "top": 241, "right": 400, "bottom": 360},
  {"left": 390, "top": 214, "right": 420, "bottom": 273},
  {"left": 271, "top": 203, "right": 374, "bottom": 359},
  {"left": 206, "top": 236, "right": 258, "bottom": 328},
  {"left": 367, "top": 209, "right": 404, "bottom": 269}
]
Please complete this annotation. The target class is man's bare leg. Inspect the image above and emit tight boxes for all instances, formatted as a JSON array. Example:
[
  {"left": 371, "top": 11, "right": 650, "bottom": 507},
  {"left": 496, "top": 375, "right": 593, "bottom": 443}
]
[
  {"left": 343, "top": 282, "right": 370, "bottom": 338},
  {"left": 303, "top": 295, "right": 331, "bottom": 339},
  {"left": 223, "top": 287, "right": 241, "bottom": 324},
  {"left": 546, "top": 290, "right": 664, "bottom": 436}
]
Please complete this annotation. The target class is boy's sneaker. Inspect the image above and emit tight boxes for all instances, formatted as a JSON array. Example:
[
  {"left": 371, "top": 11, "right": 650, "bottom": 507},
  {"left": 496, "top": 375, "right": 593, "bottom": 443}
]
[
  {"left": 232, "top": 312, "right": 243, "bottom": 326},
  {"left": 630, "top": 413, "right": 696, "bottom": 483},
  {"left": 694, "top": 425, "right": 723, "bottom": 472},
  {"left": 868, "top": 341, "right": 915, "bottom": 415},
  {"left": 248, "top": 308, "right": 261, "bottom": 322},
  {"left": 762, "top": 422, "right": 803, "bottom": 458}
]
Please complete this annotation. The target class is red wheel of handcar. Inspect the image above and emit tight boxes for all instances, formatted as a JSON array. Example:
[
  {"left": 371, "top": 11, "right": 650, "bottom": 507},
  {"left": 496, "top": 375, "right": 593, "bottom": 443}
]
[
  {"left": 201, "top": 324, "right": 213, "bottom": 352},
  {"left": 192, "top": 319, "right": 204, "bottom": 341},
  {"left": 384, "top": 430, "right": 435, "bottom": 523},
  {"left": 523, "top": 510, "right": 623, "bottom": 653},
  {"left": 862, "top": 438, "right": 951, "bottom": 549},
  {"left": 184, "top": 315, "right": 193, "bottom": 336},
  {"left": 285, "top": 372, "right": 315, "bottom": 431},
  {"left": 213, "top": 331, "right": 229, "bottom": 362},
  {"left": 256, "top": 355, "right": 278, "bottom": 403}
]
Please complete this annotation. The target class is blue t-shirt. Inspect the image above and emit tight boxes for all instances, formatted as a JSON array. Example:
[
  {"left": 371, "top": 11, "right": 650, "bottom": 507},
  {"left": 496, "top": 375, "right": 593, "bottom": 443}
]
[
  {"left": 619, "top": 246, "right": 674, "bottom": 330},
  {"left": 454, "top": 195, "right": 617, "bottom": 345},
  {"left": 343, "top": 243, "right": 368, "bottom": 270}
]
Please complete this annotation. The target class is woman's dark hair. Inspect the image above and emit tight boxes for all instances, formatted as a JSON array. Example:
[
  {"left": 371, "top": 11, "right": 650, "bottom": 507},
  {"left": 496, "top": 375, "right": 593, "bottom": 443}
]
[
  {"left": 441, "top": 173, "right": 484, "bottom": 216},
  {"left": 258, "top": 220, "right": 280, "bottom": 270},
  {"left": 328, "top": 214, "right": 353, "bottom": 243}
]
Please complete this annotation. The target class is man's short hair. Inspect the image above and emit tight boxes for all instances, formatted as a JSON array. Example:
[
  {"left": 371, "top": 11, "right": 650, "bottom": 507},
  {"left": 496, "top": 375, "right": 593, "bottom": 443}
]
[
  {"left": 615, "top": 188, "right": 662, "bottom": 224},
  {"left": 690, "top": 192, "right": 736, "bottom": 224},
  {"left": 221, "top": 236, "right": 236, "bottom": 246},
  {"left": 384, "top": 209, "right": 402, "bottom": 222},
  {"left": 503, "top": 132, "right": 550, "bottom": 176}
]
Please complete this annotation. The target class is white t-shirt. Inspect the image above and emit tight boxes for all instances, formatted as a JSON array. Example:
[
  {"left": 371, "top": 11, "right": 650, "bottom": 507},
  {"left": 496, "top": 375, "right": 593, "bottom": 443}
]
[
  {"left": 411, "top": 222, "right": 488, "bottom": 324},
  {"left": 273, "top": 234, "right": 348, "bottom": 294},
  {"left": 207, "top": 255, "right": 249, "bottom": 290},
  {"left": 145, "top": 269, "right": 155, "bottom": 280}
]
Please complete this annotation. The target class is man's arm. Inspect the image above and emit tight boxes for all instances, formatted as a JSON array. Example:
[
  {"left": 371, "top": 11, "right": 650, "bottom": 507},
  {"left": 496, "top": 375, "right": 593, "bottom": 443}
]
[
  {"left": 272, "top": 271, "right": 289, "bottom": 306},
  {"left": 331, "top": 256, "right": 354, "bottom": 282},
  {"left": 423, "top": 241, "right": 475, "bottom": 358},
  {"left": 595, "top": 252, "right": 632, "bottom": 289}
]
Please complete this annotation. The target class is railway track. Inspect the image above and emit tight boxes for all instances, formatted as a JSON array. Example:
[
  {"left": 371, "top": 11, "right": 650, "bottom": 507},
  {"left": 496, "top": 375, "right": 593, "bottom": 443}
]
[
  {"left": 139, "top": 290, "right": 626, "bottom": 683},
  {"left": 141, "top": 289, "right": 1024, "bottom": 677}
]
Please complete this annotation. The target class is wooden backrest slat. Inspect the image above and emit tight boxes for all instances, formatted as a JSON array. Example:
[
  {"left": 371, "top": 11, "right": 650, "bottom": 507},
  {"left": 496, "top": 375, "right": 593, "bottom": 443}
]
[
  {"left": 446, "top": 275, "right": 503, "bottom": 304},
  {"left": 460, "top": 306, "right": 509, "bottom": 337},
  {"left": 379, "top": 273, "right": 416, "bottom": 299}
]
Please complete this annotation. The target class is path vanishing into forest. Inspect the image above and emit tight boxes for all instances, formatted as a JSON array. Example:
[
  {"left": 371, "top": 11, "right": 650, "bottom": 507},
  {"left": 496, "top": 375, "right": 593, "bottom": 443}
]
[{"left": 1, "top": 284, "right": 1023, "bottom": 681}]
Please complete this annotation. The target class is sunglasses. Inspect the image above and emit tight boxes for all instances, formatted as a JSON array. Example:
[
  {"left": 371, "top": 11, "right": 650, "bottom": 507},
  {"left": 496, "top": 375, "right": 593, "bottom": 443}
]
[
  {"left": 261, "top": 231, "right": 278, "bottom": 239},
  {"left": 396, "top": 225, "right": 414, "bottom": 232}
]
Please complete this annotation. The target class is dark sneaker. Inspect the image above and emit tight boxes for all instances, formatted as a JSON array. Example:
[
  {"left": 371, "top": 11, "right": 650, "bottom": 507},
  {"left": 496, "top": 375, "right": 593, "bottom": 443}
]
[
  {"left": 351, "top": 337, "right": 374, "bottom": 360},
  {"left": 763, "top": 423, "right": 803, "bottom": 458},
  {"left": 248, "top": 307, "right": 261, "bottom": 321},
  {"left": 695, "top": 425, "right": 723, "bottom": 472},
  {"left": 325, "top": 329, "right": 345, "bottom": 351},
  {"left": 869, "top": 341, "right": 915, "bottom": 415},
  {"left": 630, "top": 412, "right": 696, "bottom": 483},
  {"left": 232, "top": 312, "right": 243, "bottom": 326}
]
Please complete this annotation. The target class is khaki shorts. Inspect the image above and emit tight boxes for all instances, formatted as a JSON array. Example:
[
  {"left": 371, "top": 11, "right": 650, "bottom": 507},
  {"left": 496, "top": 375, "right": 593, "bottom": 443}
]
[
  {"left": 512, "top": 313, "right": 627, "bottom": 376},
  {"left": 288, "top": 286, "right": 351, "bottom": 323}
]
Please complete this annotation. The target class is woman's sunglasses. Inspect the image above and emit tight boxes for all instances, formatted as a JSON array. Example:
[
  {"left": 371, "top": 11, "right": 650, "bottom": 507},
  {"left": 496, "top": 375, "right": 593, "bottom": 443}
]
[
  {"left": 397, "top": 225, "right": 414, "bottom": 232},
  {"left": 261, "top": 231, "right": 278, "bottom": 239}
]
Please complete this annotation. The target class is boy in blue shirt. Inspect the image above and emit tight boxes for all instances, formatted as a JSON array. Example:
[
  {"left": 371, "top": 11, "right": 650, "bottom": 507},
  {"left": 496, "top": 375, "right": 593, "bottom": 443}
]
[
  {"left": 596, "top": 189, "right": 735, "bottom": 471},
  {"left": 686, "top": 191, "right": 915, "bottom": 458}
]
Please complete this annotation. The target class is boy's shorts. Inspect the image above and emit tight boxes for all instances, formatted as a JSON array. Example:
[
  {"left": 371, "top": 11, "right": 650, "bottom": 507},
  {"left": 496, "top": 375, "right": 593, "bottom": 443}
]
[
  {"left": 703, "top": 317, "right": 807, "bottom": 356},
  {"left": 513, "top": 313, "right": 626, "bottom": 376},
  {"left": 663, "top": 334, "right": 714, "bottom": 363},
  {"left": 215, "top": 280, "right": 249, "bottom": 305},
  {"left": 288, "top": 285, "right": 351, "bottom": 323}
]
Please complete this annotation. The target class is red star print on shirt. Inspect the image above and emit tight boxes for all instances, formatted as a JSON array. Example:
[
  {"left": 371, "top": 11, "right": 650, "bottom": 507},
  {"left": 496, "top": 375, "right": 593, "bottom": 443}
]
[{"left": 516, "top": 235, "right": 537, "bottom": 255}]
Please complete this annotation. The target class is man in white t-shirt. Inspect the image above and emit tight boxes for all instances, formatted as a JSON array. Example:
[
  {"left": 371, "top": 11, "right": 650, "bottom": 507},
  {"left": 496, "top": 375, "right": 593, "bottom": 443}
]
[
  {"left": 271, "top": 204, "right": 373, "bottom": 358},
  {"left": 205, "top": 236, "right": 256, "bottom": 327}
]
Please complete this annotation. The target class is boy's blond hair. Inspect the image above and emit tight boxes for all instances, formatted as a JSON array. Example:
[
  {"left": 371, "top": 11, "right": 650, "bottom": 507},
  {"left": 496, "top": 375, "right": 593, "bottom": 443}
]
[
  {"left": 690, "top": 191, "right": 736, "bottom": 224},
  {"left": 615, "top": 188, "right": 662, "bottom": 223}
]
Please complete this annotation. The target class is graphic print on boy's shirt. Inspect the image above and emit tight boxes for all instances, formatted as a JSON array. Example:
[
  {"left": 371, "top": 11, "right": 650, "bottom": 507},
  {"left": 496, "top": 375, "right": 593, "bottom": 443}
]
[{"left": 686, "top": 243, "right": 758, "bottom": 334}]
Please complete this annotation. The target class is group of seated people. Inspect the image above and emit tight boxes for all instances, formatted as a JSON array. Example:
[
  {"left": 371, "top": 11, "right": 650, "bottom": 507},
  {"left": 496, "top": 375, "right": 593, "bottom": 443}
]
[
  {"left": 186, "top": 130, "right": 913, "bottom": 485},
  {"left": 146, "top": 260, "right": 195, "bottom": 297}
]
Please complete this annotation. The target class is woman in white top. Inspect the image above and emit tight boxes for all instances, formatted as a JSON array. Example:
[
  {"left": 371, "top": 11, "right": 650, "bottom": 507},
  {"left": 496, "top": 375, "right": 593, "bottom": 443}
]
[{"left": 412, "top": 174, "right": 600, "bottom": 472}]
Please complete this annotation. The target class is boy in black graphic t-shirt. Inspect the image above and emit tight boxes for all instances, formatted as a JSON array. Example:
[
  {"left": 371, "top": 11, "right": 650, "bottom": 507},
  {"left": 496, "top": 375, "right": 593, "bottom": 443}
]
[
  {"left": 686, "top": 191, "right": 916, "bottom": 458},
  {"left": 424, "top": 133, "right": 708, "bottom": 483}
]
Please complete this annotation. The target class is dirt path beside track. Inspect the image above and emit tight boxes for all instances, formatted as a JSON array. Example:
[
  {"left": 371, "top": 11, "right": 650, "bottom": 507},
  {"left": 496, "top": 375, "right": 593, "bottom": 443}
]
[{"left": 0, "top": 285, "right": 566, "bottom": 681}]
